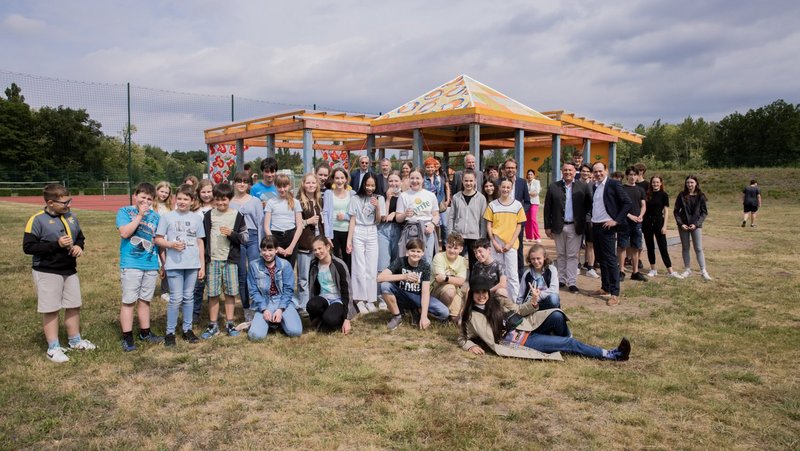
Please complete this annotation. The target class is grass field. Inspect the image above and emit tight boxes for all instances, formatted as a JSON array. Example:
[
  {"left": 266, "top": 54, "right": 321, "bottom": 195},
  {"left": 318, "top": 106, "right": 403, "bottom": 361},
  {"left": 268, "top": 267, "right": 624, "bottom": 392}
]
[{"left": 1, "top": 168, "right": 799, "bottom": 450}]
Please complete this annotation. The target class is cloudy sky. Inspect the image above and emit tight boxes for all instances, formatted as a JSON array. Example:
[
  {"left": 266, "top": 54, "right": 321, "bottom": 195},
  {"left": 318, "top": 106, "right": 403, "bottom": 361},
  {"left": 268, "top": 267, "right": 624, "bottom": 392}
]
[{"left": 2, "top": 0, "right": 799, "bottom": 151}]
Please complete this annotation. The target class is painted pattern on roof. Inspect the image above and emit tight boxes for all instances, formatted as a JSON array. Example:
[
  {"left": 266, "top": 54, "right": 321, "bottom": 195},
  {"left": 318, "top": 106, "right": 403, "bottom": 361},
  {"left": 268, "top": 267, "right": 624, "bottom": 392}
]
[{"left": 378, "top": 74, "right": 553, "bottom": 122}]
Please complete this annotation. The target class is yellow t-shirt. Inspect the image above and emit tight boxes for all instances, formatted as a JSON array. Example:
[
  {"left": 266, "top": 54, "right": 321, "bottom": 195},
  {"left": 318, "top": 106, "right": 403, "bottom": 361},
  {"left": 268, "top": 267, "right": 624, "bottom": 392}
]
[
  {"left": 430, "top": 251, "right": 468, "bottom": 291},
  {"left": 483, "top": 198, "right": 526, "bottom": 249}
]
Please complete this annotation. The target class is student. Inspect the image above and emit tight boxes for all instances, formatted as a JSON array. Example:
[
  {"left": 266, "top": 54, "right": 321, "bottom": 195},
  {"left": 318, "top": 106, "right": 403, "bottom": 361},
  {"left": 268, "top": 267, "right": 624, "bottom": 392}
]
[
  {"left": 264, "top": 174, "right": 303, "bottom": 268},
  {"left": 154, "top": 184, "right": 206, "bottom": 346},
  {"left": 183, "top": 175, "right": 199, "bottom": 187},
  {"left": 192, "top": 179, "right": 215, "bottom": 323},
  {"left": 153, "top": 181, "right": 173, "bottom": 302},
  {"left": 470, "top": 238, "right": 509, "bottom": 298},
  {"left": 308, "top": 236, "right": 356, "bottom": 334},
  {"left": 200, "top": 182, "right": 248, "bottom": 339},
  {"left": 674, "top": 175, "right": 712, "bottom": 280},
  {"left": 518, "top": 244, "right": 561, "bottom": 310},
  {"left": 315, "top": 163, "right": 331, "bottom": 193},
  {"left": 422, "top": 156, "right": 450, "bottom": 248},
  {"left": 377, "top": 172, "right": 402, "bottom": 279},
  {"left": 742, "top": 179, "right": 762, "bottom": 227},
  {"left": 525, "top": 169, "right": 541, "bottom": 242},
  {"left": 116, "top": 182, "right": 164, "bottom": 352},
  {"left": 482, "top": 178, "right": 499, "bottom": 202},
  {"left": 322, "top": 168, "right": 355, "bottom": 269},
  {"left": 447, "top": 170, "right": 486, "bottom": 269},
  {"left": 24, "top": 183, "right": 96, "bottom": 362},
  {"left": 230, "top": 171, "right": 264, "bottom": 322},
  {"left": 250, "top": 157, "right": 279, "bottom": 205},
  {"left": 247, "top": 235, "right": 303, "bottom": 340},
  {"left": 296, "top": 173, "right": 325, "bottom": 316},
  {"left": 459, "top": 283, "right": 631, "bottom": 361},
  {"left": 399, "top": 161, "right": 413, "bottom": 192},
  {"left": 395, "top": 168, "right": 440, "bottom": 263},
  {"left": 346, "top": 172, "right": 386, "bottom": 313},
  {"left": 378, "top": 238, "right": 450, "bottom": 330},
  {"left": 644, "top": 176, "right": 683, "bottom": 278},
  {"left": 619, "top": 167, "right": 648, "bottom": 282},
  {"left": 431, "top": 232, "right": 468, "bottom": 323},
  {"left": 483, "top": 178, "right": 526, "bottom": 301}
]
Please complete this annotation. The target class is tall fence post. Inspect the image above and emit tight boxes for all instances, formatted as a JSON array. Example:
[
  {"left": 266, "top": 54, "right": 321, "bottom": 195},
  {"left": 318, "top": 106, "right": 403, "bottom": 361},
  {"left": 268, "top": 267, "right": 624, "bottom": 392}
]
[{"left": 127, "top": 82, "right": 132, "bottom": 204}]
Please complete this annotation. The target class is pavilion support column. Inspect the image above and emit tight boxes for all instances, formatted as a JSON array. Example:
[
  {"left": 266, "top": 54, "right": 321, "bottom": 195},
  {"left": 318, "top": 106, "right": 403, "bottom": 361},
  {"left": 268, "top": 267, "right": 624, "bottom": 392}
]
[
  {"left": 236, "top": 138, "right": 245, "bottom": 172},
  {"left": 584, "top": 139, "right": 591, "bottom": 164},
  {"left": 609, "top": 142, "right": 617, "bottom": 173},
  {"left": 413, "top": 129, "right": 424, "bottom": 168},
  {"left": 302, "top": 129, "right": 313, "bottom": 174},
  {"left": 551, "top": 134, "right": 562, "bottom": 182},
  {"left": 514, "top": 129, "right": 524, "bottom": 179},
  {"left": 469, "top": 123, "right": 481, "bottom": 173},
  {"left": 366, "top": 134, "right": 376, "bottom": 169},
  {"left": 378, "top": 148, "right": 386, "bottom": 161},
  {"left": 266, "top": 134, "right": 276, "bottom": 159}
]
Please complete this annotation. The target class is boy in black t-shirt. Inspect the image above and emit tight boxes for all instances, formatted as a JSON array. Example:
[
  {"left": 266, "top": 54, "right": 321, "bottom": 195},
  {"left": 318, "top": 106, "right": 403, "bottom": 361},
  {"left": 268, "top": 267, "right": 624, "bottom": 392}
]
[
  {"left": 378, "top": 238, "right": 449, "bottom": 330},
  {"left": 619, "top": 167, "right": 648, "bottom": 281},
  {"left": 470, "top": 238, "right": 508, "bottom": 298},
  {"left": 742, "top": 179, "right": 762, "bottom": 227}
]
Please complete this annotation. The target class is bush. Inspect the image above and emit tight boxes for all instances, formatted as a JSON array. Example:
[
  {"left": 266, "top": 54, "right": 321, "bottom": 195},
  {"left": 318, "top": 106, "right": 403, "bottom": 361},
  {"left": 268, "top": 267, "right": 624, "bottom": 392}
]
[{"left": 0, "top": 189, "right": 12, "bottom": 197}]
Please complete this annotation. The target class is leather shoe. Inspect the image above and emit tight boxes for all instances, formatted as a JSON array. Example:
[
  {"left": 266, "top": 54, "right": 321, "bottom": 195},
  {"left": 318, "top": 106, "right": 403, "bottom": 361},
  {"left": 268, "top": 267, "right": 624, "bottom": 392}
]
[
  {"left": 568, "top": 285, "right": 579, "bottom": 293},
  {"left": 617, "top": 337, "right": 631, "bottom": 361},
  {"left": 607, "top": 295, "right": 620, "bottom": 306},
  {"left": 590, "top": 289, "right": 610, "bottom": 298}
]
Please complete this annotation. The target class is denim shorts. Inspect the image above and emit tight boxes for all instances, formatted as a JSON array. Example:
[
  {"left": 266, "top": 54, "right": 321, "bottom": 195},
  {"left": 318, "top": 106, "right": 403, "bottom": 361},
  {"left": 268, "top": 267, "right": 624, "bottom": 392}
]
[
  {"left": 617, "top": 222, "right": 642, "bottom": 249},
  {"left": 120, "top": 268, "right": 159, "bottom": 304}
]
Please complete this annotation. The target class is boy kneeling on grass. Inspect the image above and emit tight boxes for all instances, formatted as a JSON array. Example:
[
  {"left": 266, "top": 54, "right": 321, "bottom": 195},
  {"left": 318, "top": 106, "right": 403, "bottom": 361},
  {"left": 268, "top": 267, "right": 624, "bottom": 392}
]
[
  {"left": 24, "top": 183, "right": 96, "bottom": 363},
  {"left": 117, "top": 182, "right": 165, "bottom": 352},
  {"left": 201, "top": 182, "right": 248, "bottom": 339},
  {"left": 378, "top": 238, "right": 450, "bottom": 330}
]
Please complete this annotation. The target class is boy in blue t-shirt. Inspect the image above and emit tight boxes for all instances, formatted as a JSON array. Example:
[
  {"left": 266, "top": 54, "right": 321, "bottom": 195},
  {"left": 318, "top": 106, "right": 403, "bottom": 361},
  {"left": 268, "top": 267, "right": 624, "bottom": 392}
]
[{"left": 116, "top": 182, "right": 165, "bottom": 352}]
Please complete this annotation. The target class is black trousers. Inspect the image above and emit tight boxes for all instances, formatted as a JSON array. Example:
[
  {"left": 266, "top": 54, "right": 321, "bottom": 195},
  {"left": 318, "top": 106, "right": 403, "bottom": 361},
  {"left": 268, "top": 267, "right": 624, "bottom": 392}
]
[
  {"left": 271, "top": 228, "right": 298, "bottom": 267},
  {"left": 331, "top": 230, "right": 351, "bottom": 270},
  {"left": 592, "top": 223, "right": 621, "bottom": 296},
  {"left": 642, "top": 219, "right": 672, "bottom": 268},
  {"left": 307, "top": 296, "right": 346, "bottom": 332}
]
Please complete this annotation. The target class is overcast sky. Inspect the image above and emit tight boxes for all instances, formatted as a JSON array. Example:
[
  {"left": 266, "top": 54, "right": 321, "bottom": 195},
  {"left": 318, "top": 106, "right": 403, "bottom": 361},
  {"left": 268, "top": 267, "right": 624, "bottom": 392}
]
[{"left": 2, "top": 0, "right": 799, "bottom": 152}]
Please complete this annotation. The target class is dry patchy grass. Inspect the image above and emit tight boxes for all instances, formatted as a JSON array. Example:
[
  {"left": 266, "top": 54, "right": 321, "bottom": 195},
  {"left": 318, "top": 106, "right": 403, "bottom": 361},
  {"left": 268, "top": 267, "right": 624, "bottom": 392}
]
[{"left": 1, "top": 168, "right": 799, "bottom": 450}]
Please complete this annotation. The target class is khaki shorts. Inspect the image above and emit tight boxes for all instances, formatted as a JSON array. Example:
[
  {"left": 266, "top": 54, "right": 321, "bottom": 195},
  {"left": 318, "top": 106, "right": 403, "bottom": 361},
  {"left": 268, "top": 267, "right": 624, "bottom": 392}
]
[
  {"left": 33, "top": 270, "right": 82, "bottom": 313},
  {"left": 120, "top": 268, "right": 159, "bottom": 304},
  {"left": 431, "top": 283, "right": 464, "bottom": 317}
]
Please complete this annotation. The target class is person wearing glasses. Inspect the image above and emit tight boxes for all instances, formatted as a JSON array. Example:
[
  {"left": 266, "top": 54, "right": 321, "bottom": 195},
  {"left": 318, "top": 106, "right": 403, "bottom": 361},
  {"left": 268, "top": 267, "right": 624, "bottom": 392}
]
[{"left": 24, "top": 183, "right": 96, "bottom": 363}]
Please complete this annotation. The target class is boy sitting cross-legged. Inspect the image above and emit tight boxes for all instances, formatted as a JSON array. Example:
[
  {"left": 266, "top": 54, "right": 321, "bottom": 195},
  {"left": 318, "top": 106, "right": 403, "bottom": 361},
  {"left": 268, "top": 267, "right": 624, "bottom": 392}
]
[
  {"left": 470, "top": 238, "right": 509, "bottom": 299},
  {"left": 201, "top": 182, "right": 248, "bottom": 339},
  {"left": 117, "top": 182, "right": 165, "bottom": 352}
]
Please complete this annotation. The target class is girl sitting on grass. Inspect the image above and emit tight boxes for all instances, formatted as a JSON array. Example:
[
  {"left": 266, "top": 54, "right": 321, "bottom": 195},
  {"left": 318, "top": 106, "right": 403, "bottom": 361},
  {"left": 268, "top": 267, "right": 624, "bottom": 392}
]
[{"left": 517, "top": 244, "right": 561, "bottom": 309}]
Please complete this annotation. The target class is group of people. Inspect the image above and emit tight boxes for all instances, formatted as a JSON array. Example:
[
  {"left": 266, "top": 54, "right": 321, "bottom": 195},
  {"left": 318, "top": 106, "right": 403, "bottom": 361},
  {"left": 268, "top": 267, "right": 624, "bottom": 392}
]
[{"left": 26, "top": 153, "right": 716, "bottom": 364}]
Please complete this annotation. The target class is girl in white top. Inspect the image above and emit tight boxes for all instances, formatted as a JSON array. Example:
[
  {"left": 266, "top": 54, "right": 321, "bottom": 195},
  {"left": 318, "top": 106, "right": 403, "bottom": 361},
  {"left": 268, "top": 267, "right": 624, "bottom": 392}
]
[
  {"left": 154, "top": 181, "right": 174, "bottom": 215},
  {"left": 396, "top": 168, "right": 440, "bottom": 264},
  {"left": 322, "top": 168, "right": 355, "bottom": 269},
  {"left": 346, "top": 173, "right": 386, "bottom": 313},
  {"left": 525, "top": 169, "right": 542, "bottom": 242},
  {"left": 264, "top": 174, "right": 303, "bottom": 268}
]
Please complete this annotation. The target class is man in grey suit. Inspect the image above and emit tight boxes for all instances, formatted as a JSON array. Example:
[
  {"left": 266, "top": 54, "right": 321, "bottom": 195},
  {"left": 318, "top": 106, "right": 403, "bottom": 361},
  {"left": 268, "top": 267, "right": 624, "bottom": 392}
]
[
  {"left": 543, "top": 162, "right": 593, "bottom": 293},
  {"left": 453, "top": 154, "right": 483, "bottom": 194}
]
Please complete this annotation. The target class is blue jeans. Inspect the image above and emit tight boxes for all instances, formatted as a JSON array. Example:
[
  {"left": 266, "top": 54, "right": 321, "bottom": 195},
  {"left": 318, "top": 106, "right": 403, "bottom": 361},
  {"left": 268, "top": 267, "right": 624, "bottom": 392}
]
[
  {"left": 377, "top": 222, "right": 400, "bottom": 273},
  {"left": 380, "top": 282, "right": 449, "bottom": 320},
  {"left": 166, "top": 269, "right": 198, "bottom": 334},
  {"left": 248, "top": 307, "right": 303, "bottom": 340},
  {"left": 523, "top": 311, "right": 604, "bottom": 359},
  {"left": 238, "top": 229, "right": 260, "bottom": 310},
  {"left": 538, "top": 293, "right": 561, "bottom": 310}
]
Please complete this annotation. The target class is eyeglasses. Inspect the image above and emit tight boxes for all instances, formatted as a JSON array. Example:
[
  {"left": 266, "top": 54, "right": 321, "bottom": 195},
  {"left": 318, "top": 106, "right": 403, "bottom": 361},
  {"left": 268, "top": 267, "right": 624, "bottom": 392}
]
[{"left": 52, "top": 199, "right": 72, "bottom": 206}]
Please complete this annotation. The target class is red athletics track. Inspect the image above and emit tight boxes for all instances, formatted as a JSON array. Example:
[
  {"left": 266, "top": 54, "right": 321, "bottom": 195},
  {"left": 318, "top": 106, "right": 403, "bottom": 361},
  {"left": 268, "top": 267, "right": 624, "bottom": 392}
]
[{"left": 0, "top": 194, "right": 130, "bottom": 212}]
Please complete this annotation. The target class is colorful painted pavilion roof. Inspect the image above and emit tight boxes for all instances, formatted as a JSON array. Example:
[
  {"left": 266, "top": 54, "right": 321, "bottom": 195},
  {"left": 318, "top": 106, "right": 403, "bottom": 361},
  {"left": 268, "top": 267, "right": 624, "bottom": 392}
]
[{"left": 373, "top": 74, "right": 558, "bottom": 126}]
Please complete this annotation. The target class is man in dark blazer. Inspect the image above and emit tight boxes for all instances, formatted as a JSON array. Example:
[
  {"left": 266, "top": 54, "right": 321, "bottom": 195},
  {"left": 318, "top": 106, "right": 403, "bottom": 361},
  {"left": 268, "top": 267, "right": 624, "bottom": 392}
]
[
  {"left": 374, "top": 158, "right": 393, "bottom": 197},
  {"left": 543, "top": 162, "right": 593, "bottom": 292},
  {"left": 350, "top": 155, "right": 373, "bottom": 192},
  {"left": 502, "top": 158, "right": 531, "bottom": 280},
  {"left": 589, "top": 161, "right": 632, "bottom": 306}
]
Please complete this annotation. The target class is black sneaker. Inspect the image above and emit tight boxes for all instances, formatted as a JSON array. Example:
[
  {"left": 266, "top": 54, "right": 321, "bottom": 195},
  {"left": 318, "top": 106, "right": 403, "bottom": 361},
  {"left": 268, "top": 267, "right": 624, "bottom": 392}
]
[
  {"left": 139, "top": 331, "right": 165, "bottom": 344},
  {"left": 164, "top": 333, "right": 176, "bottom": 347},
  {"left": 630, "top": 272, "right": 648, "bottom": 282},
  {"left": 741, "top": 220, "right": 746, "bottom": 227},
  {"left": 559, "top": 282, "right": 566, "bottom": 289},
  {"left": 619, "top": 271, "right": 626, "bottom": 281},
  {"left": 617, "top": 337, "right": 631, "bottom": 361},
  {"left": 568, "top": 285, "right": 580, "bottom": 293},
  {"left": 182, "top": 329, "right": 199, "bottom": 344}
]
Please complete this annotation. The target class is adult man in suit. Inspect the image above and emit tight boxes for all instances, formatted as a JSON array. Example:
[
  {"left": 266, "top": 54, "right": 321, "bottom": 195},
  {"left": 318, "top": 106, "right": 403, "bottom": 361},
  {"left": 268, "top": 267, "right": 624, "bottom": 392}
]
[
  {"left": 590, "top": 162, "right": 632, "bottom": 306},
  {"left": 502, "top": 158, "right": 531, "bottom": 280},
  {"left": 350, "top": 155, "right": 373, "bottom": 192},
  {"left": 453, "top": 154, "right": 483, "bottom": 194},
  {"left": 374, "top": 158, "right": 392, "bottom": 197},
  {"left": 543, "top": 162, "right": 593, "bottom": 293}
]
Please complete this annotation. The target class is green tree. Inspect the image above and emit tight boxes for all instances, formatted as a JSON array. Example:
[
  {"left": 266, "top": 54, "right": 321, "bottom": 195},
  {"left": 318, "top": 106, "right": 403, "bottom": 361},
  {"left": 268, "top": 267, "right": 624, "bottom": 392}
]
[{"left": 0, "top": 84, "right": 38, "bottom": 178}]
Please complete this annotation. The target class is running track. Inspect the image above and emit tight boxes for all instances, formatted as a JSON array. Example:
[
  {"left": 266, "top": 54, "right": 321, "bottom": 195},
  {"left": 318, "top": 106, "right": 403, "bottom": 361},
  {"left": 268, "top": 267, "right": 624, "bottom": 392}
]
[{"left": 0, "top": 194, "right": 130, "bottom": 212}]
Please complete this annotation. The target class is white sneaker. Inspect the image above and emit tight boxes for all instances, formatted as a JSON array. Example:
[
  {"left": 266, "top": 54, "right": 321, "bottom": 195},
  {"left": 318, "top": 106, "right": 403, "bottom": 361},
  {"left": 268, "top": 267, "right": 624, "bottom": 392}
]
[
  {"left": 701, "top": 270, "right": 713, "bottom": 281},
  {"left": 366, "top": 302, "right": 378, "bottom": 313},
  {"left": 160, "top": 293, "right": 170, "bottom": 302},
  {"left": 668, "top": 271, "right": 684, "bottom": 279},
  {"left": 681, "top": 269, "right": 692, "bottom": 278},
  {"left": 47, "top": 347, "right": 70, "bottom": 363},
  {"left": 356, "top": 301, "right": 370, "bottom": 314},
  {"left": 68, "top": 339, "right": 96, "bottom": 351},
  {"left": 586, "top": 269, "right": 600, "bottom": 279},
  {"left": 378, "top": 300, "right": 388, "bottom": 310},
  {"left": 647, "top": 269, "right": 658, "bottom": 277}
]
